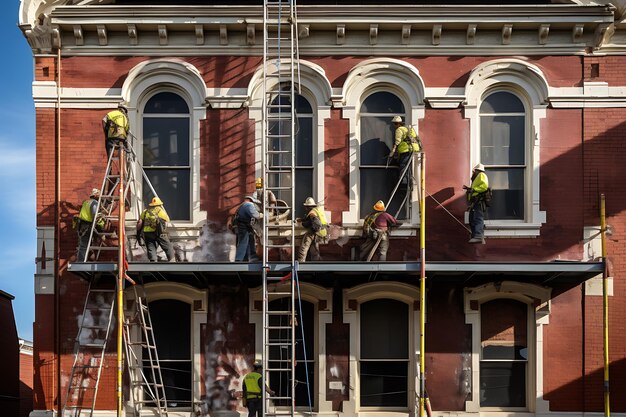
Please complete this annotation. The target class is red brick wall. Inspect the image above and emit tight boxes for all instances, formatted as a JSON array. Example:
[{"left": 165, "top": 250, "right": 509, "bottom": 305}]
[{"left": 583, "top": 56, "right": 626, "bottom": 85}]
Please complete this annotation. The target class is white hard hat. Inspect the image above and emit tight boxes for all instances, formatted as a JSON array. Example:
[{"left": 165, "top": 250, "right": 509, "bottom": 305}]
[
  {"left": 392, "top": 115, "right": 403, "bottom": 123},
  {"left": 90, "top": 188, "right": 101, "bottom": 197},
  {"left": 245, "top": 195, "right": 261, "bottom": 205},
  {"left": 303, "top": 197, "right": 316, "bottom": 207},
  {"left": 473, "top": 163, "right": 485, "bottom": 172}
]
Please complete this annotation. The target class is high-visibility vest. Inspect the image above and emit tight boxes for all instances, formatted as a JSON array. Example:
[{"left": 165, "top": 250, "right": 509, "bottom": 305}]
[
  {"left": 243, "top": 372, "right": 262, "bottom": 399},
  {"left": 308, "top": 207, "right": 328, "bottom": 238},
  {"left": 140, "top": 206, "right": 170, "bottom": 233},
  {"left": 105, "top": 110, "right": 129, "bottom": 139},
  {"left": 470, "top": 172, "right": 489, "bottom": 200},
  {"left": 78, "top": 199, "right": 96, "bottom": 222},
  {"left": 395, "top": 126, "right": 421, "bottom": 154}
]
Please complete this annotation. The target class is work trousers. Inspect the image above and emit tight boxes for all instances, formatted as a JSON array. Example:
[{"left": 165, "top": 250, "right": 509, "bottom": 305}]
[
  {"left": 76, "top": 221, "right": 92, "bottom": 262},
  {"left": 105, "top": 137, "right": 128, "bottom": 159},
  {"left": 246, "top": 398, "right": 263, "bottom": 417},
  {"left": 359, "top": 230, "right": 390, "bottom": 261},
  {"left": 397, "top": 151, "right": 414, "bottom": 185},
  {"left": 235, "top": 226, "right": 260, "bottom": 262},
  {"left": 469, "top": 201, "right": 485, "bottom": 239},
  {"left": 298, "top": 231, "right": 322, "bottom": 262},
  {"left": 144, "top": 231, "right": 174, "bottom": 262}
]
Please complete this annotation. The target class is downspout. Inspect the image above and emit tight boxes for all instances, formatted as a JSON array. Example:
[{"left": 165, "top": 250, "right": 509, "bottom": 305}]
[
  {"left": 54, "top": 45, "right": 62, "bottom": 416},
  {"left": 419, "top": 153, "right": 426, "bottom": 417},
  {"left": 600, "top": 194, "right": 610, "bottom": 417}
]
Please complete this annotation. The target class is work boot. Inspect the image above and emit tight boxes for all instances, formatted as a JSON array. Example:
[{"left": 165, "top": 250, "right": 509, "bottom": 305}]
[{"left": 468, "top": 237, "right": 484, "bottom": 244}]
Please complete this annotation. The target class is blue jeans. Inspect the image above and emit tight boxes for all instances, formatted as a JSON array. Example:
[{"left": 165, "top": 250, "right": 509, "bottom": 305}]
[
  {"left": 397, "top": 152, "right": 413, "bottom": 185},
  {"left": 469, "top": 202, "right": 485, "bottom": 239},
  {"left": 235, "top": 226, "right": 259, "bottom": 262}
]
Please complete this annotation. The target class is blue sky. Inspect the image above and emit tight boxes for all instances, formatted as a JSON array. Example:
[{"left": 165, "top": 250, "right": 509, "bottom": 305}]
[{"left": 0, "top": 1, "right": 36, "bottom": 341}]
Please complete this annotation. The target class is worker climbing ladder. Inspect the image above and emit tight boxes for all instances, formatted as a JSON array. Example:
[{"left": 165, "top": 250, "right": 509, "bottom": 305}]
[{"left": 261, "top": 0, "right": 305, "bottom": 415}]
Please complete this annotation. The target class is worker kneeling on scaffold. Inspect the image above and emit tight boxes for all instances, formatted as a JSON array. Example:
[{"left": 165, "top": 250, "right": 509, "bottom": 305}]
[
  {"left": 297, "top": 197, "right": 328, "bottom": 262},
  {"left": 137, "top": 197, "right": 174, "bottom": 261},
  {"left": 359, "top": 200, "right": 402, "bottom": 261},
  {"left": 242, "top": 362, "right": 275, "bottom": 417}
]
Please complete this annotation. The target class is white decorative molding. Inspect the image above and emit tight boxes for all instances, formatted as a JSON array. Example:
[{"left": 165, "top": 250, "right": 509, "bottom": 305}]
[
  {"left": 97, "top": 24, "right": 107, "bottom": 46},
  {"left": 219, "top": 25, "right": 227, "bottom": 45},
  {"left": 195, "top": 24, "right": 204, "bottom": 45},
  {"left": 538, "top": 24, "right": 550, "bottom": 45},
  {"left": 432, "top": 24, "right": 442, "bottom": 46},
  {"left": 247, "top": 24, "right": 255, "bottom": 45},
  {"left": 73, "top": 24, "right": 83, "bottom": 46},
  {"left": 464, "top": 281, "right": 551, "bottom": 413},
  {"left": 594, "top": 22, "right": 614, "bottom": 47},
  {"left": 466, "top": 24, "right": 477, "bottom": 45},
  {"left": 127, "top": 24, "right": 137, "bottom": 46},
  {"left": 340, "top": 58, "right": 425, "bottom": 224},
  {"left": 502, "top": 23, "right": 513, "bottom": 45},
  {"left": 299, "top": 23, "right": 310, "bottom": 39},
  {"left": 401, "top": 24, "right": 411, "bottom": 45},
  {"left": 369, "top": 24, "right": 378, "bottom": 45},
  {"left": 336, "top": 24, "right": 345, "bottom": 45},
  {"left": 573, "top": 23, "right": 585, "bottom": 42},
  {"left": 158, "top": 24, "right": 168, "bottom": 45}
]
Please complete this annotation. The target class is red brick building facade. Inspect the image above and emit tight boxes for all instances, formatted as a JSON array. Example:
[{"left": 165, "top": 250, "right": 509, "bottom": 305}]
[{"left": 19, "top": 0, "right": 626, "bottom": 416}]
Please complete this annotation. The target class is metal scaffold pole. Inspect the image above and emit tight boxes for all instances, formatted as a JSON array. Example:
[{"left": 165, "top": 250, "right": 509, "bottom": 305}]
[
  {"left": 600, "top": 194, "right": 610, "bottom": 417},
  {"left": 117, "top": 147, "right": 126, "bottom": 417},
  {"left": 419, "top": 153, "right": 426, "bottom": 417}
]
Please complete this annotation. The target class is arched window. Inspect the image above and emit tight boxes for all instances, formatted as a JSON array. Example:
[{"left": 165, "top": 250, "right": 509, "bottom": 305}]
[
  {"left": 142, "top": 92, "right": 191, "bottom": 221},
  {"left": 268, "top": 92, "right": 314, "bottom": 219},
  {"left": 268, "top": 298, "right": 315, "bottom": 408},
  {"left": 148, "top": 299, "right": 192, "bottom": 408},
  {"left": 359, "top": 298, "right": 409, "bottom": 408},
  {"left": 359, "top": 92, "right": 409, "bottom": 219},
  {"left": 479, "top": 91, "right": 526, "bottom": 220},
  {"left": 480, "top": 299, "right": 528, "bottom": 408}
]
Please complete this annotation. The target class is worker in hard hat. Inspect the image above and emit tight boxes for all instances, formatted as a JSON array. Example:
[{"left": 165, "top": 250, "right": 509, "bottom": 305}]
[
  {"left": 233, "top": 195, "right": 262, "bottom": 262},
  {"left": 463, "top": 163, "right": 490, "bottom": 244},
  {"left": 242, "top": 362, "right": 275, "bottom": 416},
  {"left": 253, "top": 177, "right": 277, "bottom": 215},
  {"left": 102, "top": 103, "right": 130, "bottom": 159},
  {"left": 390, "top": 115, "right": 421, "bottom": 185},
  {"left": 75, "top": 188, "right": 105, "bottom": 262},
  {"left": 297, "top": 197, "right": 328, "bottom": 262},
  {"left": 359, "top": 200, "right": 401, "bottom": 261},
  {"left": 137, "top": 197, "right": 174, "bottom": 261}
]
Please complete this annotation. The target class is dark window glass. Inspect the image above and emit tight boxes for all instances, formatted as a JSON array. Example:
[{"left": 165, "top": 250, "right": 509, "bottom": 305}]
[
  {"left": 268, "top": 298, "right": 315, "bottom": 408},
  {"left": 479, "top": 91, "right": 526, "bottom": 221},
  {"left": 147, "top": 299, "right": 191, "bottom": 408},
  {"left": 142, "top": 92, "right": 191, "bottom": 221},
  {"left": 144, "top": 92, "right": 189, "bottom": 114},
  {"left": 360, "top": 299, "right": 409, "bottom": 408},
  {"left": 360, "top": 93, "right": 409, "bottom": 219},
  {"left": 480, "top": 299, "right": 527, "bottom": 408}
]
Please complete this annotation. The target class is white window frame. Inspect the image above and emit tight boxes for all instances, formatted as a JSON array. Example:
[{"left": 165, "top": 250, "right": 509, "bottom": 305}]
[
  {"left": 340, "top": 58, "right": 425, "bottom": 230},
  {"left": 464, "top": 59, "right": 548, "bottom": 237},
  {"left": 249, "top": 283, "right": 334, "bottom": 413},
  {"left": 464, "top": 281, "right": 551, "bottom": 413},
  {"left": 122, "top": 59, "right": 208, "bottom": 234},
  {"left": 343, "top": 282, "right": 420, "bottom": 416},
  {"left": 124, "top": 282, "right": 207, "bottom": 413}
]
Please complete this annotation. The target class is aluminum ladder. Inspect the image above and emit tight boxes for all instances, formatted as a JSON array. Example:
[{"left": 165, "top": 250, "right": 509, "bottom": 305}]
[
  {"left": 124, "top": 284, "right": 169, "bottom": 416},
  {"left": 61, "top": 278, "right": 116, "bottom": 417},
  {"left": 386, "top": 149, "right": 424, "bottom": 219},
  {"left": 261, "top": 0, "right": 301, "bottom": 415}
]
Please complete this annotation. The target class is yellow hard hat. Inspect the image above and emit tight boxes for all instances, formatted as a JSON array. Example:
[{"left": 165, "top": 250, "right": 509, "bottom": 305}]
[
  {"left": 373, "top": 200, "right": 385, "bottom": 211},
  {"left": 255, "top": 177, "right": 263, "bottom": 188},
  {"left": 149, "top": 197, "right": 164, "bottom": 207}
]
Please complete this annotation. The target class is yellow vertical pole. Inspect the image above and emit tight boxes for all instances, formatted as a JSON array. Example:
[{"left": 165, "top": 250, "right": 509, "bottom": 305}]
[
  {"left": 600, "top": 194, "right": 610, "bottom": 417},
  {"left": 117, "top": 146, "right": 126, "bottom": 417},
  {"left": 419, "top": 153, "right": 426, "bottom": 417}
]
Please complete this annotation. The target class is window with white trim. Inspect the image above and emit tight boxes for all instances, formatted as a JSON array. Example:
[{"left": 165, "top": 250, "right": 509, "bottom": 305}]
[
  {"left": 142, "top": 91, "right": 191, "bottom": 221},
  {"left": 479, "top": 91, "right": 526, "bottom": 220},
  {"left": 359, "top": 298, "right": 409, "bottom": 408},
  {"left": 479, "top": 298, "right": 528, "bottom": 408},
  {"left": 359, "top": 92, "right": 409, "bottom": 220}
]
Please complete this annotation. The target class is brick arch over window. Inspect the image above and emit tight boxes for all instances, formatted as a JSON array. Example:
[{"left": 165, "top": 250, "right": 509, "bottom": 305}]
[
  {"left": 340, "top": 58, "right": 425, "bottom": 224},
  {"left": 463, "top": 59, "right": 548, "bottom": 237},
  {"left": 464, "top": 281, "right": 551, "bottom": 413},
  {"left": 121, "top": 59, "right": 208, "bottom": 228}
]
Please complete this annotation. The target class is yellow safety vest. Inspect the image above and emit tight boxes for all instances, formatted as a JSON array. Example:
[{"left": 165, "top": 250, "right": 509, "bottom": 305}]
[
  {"left": 395, "top": 126, "right": 421, "bottom": 154},
  {"left": 470, "top": 172, "right": 489, "bottom": 200},
  {"left": 243, "top": 372, "right": 262, "bottom": 399},
  {"left": 105, "top": 110, "right": 129, "bottom": 139},
  {"left": 140, "top": 206, "right": 170, "bottom": 233},
  {"left": 79, "top": 199, "right": 96, "bottom": 222},
  {"left": 308, "top": 207, "right": 328, "bottom": 238}
]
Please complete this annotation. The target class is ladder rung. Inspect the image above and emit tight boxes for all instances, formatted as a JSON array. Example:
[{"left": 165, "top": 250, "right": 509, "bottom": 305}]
[
  {"left": 267, "top": 291, "right": 293, "bottom": 296},
  {"left": 70, "top": 385, "right": 96, "bottom": 390},
  {"left": 89, "top": 246, "right": 119, "bottom": 251},
  {"left": 84, "top": 304, "right": 112, "bottom": 309},
  {"left": 89, "top": 289, "right": 116, "bottom": 293},
  {"left": 79, "top": 342, "right": 107, "bottom": 348},
  {"left": 266, "top": 244, "right": 293, "bottom": 248},
  {"left": 81, "top": 325, "right": 110, "bottom": 330},
  {"left": 265, "top": 325, "right": 293, "bottom": 330}
]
